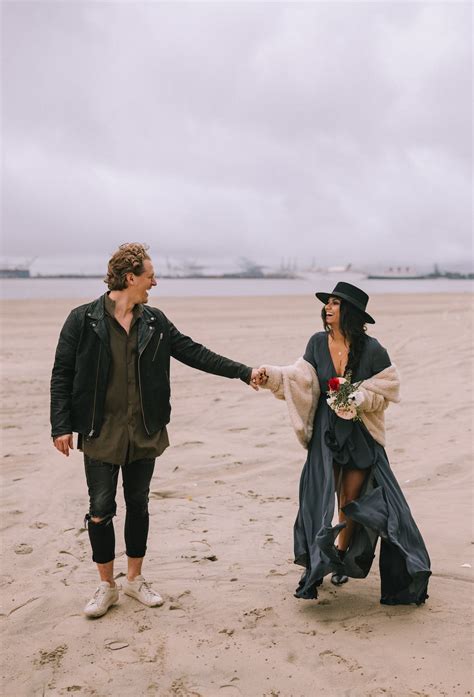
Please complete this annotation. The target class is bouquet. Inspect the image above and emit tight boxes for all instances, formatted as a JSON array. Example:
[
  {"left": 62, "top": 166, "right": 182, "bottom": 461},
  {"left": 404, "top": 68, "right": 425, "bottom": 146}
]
[{"left": 326, "top": 371, "right": 363, "bottom": 421}]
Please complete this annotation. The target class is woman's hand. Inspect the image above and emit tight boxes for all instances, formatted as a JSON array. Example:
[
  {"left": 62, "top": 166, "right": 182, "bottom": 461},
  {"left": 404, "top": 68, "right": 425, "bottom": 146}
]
[
  {"left": 250, "top": 367, "right": 268, "bottom": 390},
  {"left": 334, "top": 405, "right": 357, "bottom": 419}
]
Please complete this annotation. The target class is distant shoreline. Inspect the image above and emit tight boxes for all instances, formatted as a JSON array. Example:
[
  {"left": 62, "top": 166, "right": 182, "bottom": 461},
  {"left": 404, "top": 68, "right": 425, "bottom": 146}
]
[
  {"left": 2, "top": 271, "right": 473, "bottom": 281},
  {"left": 1, "top": 275, "right": 472, "bottom": 301}
]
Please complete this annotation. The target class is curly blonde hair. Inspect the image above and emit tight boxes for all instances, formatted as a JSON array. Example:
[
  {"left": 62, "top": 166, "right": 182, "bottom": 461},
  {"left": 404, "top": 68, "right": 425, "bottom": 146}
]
[{"left": 104, "top": 243, "right": 151, "bottom": 290}]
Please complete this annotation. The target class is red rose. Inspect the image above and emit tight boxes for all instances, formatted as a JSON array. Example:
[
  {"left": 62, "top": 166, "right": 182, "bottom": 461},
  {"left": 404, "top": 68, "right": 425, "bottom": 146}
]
[{"left": 328, "top": 378, "right": 340, "bottom": 392}]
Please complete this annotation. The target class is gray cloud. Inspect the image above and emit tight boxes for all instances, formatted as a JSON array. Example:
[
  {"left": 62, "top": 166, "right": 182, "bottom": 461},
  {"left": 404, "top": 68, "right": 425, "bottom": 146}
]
[{"left": 2, "top": 1, "right": 472, "bottom": 268}]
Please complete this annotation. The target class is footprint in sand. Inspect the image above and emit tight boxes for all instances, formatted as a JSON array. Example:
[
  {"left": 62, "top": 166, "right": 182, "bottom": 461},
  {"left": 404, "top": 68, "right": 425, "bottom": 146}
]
[
  {"left": 218, "top": 628, "right": 235, "bottom": 637},
  {"left": 14, "top": 543, "right": 33, "bottom": 555},
  {"left": 267, "top": 569, "right": 288, "bottom": 577},
  {"left": 319, "top": 649, "right": 361, "bottom": 672},
  {"left": 168, "top": 589, "right": 192, "bottom": 611},
  {"left": 242, "top": 606, "right": 274, "bottom": 629},
  {"left": 169, "top": 677, "right": 203, "bottom": 696},
  {"left": 237, "top": 490, "right": 260, "bottom": 500},
  {"left": 150, "top": 490, "right": 186, "bottom": 499},
  {"left": 351, "top": 622, "right": 374, "bottom": 638},
  {"left": 264, "top": 536, "right": 276, "bottom": 546},
  {"left": 176, "top": 441, "right": 205, "bottom": 447},
  {"left": 35, "top": 644, "right": 68, "bottom": 668}
]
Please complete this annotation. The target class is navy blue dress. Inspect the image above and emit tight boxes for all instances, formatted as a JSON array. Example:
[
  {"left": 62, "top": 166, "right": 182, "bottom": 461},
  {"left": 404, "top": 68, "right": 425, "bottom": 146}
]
[{"left": 293, "top": 331, "right": 431, "bottom": 604}]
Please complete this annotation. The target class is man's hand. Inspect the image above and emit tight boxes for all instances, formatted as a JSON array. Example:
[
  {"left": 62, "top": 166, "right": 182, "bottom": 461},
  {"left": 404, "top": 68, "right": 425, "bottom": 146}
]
[
  {"left": 53, "top": 434, "right": 74, "bottom": 457},
  {"left": 250, "top": 368, "right": 268, "bottom": 390}
]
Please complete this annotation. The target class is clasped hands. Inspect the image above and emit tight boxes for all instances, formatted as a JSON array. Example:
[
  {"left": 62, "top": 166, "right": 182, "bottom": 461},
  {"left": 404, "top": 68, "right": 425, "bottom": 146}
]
[{"left": 249, "top": 367, "right": 268, "bottom": 391}]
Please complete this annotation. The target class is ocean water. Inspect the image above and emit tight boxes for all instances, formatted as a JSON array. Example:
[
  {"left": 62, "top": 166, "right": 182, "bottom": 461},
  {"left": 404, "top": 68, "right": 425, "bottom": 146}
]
[{"left": 0, "top": 273, "right": 472, "bottom": 300}]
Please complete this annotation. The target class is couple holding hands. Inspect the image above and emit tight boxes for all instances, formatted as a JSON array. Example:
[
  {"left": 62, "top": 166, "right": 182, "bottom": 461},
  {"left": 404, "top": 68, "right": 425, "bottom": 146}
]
[{"left": 51, "top": 243, "right": 430, "bottom": 618}]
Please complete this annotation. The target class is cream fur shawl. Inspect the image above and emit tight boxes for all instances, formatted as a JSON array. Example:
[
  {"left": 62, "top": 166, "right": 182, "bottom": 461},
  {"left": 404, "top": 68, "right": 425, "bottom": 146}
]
[{"left": 261, "top": 358, "right": 400, "bottom": 448}]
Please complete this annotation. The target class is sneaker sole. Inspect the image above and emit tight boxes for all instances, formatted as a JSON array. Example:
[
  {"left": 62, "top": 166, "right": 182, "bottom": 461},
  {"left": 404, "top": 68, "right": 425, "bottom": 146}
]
[{"left": 84, "top": 603, "right": 118, "bottom": 618}]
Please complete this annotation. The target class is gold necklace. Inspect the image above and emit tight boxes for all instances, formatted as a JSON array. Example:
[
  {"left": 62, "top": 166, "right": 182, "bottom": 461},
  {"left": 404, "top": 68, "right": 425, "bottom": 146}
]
[
  {"left": 330, "top": 336, "right": 348, "bottom": 355},
  {"left": 330, "top": 336, "right": 349, "bottom": 374}
]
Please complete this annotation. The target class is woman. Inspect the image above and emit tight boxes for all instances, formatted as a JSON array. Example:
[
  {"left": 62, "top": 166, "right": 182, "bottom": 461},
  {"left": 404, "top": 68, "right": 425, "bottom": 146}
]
[{"left": 258, "top": 282, "right": 430, "bottom": 604}]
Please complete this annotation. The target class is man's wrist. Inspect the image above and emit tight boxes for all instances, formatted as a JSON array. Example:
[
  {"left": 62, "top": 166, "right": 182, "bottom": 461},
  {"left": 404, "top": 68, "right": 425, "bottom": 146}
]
[{"left": 241, "top": 367, "right": 253, "bottom": 384}]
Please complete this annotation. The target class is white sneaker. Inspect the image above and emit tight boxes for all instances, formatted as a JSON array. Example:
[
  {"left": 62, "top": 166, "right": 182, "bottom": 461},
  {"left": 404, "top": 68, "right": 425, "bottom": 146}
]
[
  {"left": 83, "top": 581, "right": 119, "bottom": 618},
  {"left": 123, "top": 575, "right": 163, "bottom": 607}
]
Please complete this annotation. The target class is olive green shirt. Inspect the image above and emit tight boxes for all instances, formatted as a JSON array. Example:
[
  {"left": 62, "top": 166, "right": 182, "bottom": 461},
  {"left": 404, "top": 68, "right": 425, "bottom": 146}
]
[{"left": 82, "top": 293, "right": 169, "bottom": 465}]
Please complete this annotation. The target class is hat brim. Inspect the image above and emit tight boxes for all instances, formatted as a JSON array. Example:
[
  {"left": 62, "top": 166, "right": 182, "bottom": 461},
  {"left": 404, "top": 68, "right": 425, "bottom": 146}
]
[{"left": 315, "top": 291, "right": 375, "bottom": 324}]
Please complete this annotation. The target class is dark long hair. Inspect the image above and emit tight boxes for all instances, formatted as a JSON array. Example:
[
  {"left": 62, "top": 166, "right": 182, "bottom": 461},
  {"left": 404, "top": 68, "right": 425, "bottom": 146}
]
[{"left": 322, "top": 299, "right": 367, "bottom": 377}]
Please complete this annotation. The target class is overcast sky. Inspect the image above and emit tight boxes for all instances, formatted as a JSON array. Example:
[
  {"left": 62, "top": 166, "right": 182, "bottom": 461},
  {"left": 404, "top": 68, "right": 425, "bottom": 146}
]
[{"left": 2, "top": 1, "right": 472, "bottom": 269}]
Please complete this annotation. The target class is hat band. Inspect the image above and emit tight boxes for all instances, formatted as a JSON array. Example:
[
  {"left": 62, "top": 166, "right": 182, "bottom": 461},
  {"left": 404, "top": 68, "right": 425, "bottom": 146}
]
[{"left": 330, "top": 292, "right": 367, "bottom": 314}]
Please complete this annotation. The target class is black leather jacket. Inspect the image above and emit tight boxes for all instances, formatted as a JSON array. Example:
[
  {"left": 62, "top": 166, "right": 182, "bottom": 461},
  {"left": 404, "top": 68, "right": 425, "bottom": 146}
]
[{"left": 50, "top": 295, "right": 252, "bottom": 439}]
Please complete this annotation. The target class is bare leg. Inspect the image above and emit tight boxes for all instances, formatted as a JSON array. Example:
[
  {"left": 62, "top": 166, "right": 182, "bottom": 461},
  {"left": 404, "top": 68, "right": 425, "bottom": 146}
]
[
  {"left": 333, "top": 462, "right": 344, "bottom": 548},
  {"left": 127, "top": 556, "right": 144, "bottom": 581},
  {"left": 333, "top": 462, "right": 342, "bottom": 509},
  {"left": 96, "top": 561, "right": 115, "bottom": 585},
  {"left": 337, "top": 468, "right": 367, "bottom": 551}
]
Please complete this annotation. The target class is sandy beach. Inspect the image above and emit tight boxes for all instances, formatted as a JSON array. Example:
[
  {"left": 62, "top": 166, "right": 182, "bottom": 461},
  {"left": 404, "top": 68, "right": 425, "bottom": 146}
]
[{"left": 1, "top": 292, "right": 472, "bottom": 697}]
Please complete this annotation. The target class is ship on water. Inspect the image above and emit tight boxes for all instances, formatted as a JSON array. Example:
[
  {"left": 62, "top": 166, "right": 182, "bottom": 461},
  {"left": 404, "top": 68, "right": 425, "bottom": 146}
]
[
  {"left": 0, "top": 259, "right": 32, "bottom": 278},
  {"left": 159, "top": 257, "right": 300, "bottom": 279},
  {"left": 367, "top": 264, "right": 473, "bottom": 280},
  {"left": 367, "top": 266, "right": 427, "bottom": 280},
  {"left": 222, "top": 257, "right": 300, "bottom": 279}
]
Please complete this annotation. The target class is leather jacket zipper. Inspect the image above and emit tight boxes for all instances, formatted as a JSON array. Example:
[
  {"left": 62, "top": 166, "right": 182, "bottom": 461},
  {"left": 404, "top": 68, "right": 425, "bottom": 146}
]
[
  {"left": 137, "top": 327, "right": 156, "bottom": 435},
  {"left": 88, "top": 344, "right": 102, "bottom": 437},
  {"left": 152, "top": 332, "right": 163, "bottom": 362}
]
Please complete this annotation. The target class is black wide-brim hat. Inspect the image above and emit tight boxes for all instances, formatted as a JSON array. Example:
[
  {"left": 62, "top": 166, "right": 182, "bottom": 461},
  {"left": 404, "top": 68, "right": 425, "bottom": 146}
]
[{"left": 315, "top": 281, "right": 375, "bottom": 324}]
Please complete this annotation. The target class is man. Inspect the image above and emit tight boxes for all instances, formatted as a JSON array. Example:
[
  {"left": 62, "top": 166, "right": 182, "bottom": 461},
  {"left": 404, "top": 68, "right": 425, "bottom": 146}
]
[{"left": 51, "top": 243, "right": 261, "bottom": 618}]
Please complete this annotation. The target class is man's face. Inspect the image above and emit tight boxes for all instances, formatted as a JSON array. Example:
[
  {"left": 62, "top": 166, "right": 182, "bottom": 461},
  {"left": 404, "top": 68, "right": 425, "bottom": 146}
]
[{"left": 129, "top": 259, "right": 157, "bottom": 304}]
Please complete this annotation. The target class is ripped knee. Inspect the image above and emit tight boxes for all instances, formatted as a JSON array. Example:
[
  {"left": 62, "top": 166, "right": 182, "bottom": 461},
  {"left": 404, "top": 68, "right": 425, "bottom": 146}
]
[{"left": 84, "top": 512, "right": 114, "bottom": 528}]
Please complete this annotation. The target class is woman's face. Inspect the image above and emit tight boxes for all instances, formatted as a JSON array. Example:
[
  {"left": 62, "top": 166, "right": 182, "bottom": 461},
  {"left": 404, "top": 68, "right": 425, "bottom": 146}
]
[{"left": 324, "top": 296, "right": 341, "bottom": 328}]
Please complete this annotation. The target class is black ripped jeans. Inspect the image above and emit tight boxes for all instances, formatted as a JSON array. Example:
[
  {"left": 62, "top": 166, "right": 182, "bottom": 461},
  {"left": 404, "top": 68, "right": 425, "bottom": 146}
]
[{"left": 84, "top": 455, "right": 155, "bottom": 564}]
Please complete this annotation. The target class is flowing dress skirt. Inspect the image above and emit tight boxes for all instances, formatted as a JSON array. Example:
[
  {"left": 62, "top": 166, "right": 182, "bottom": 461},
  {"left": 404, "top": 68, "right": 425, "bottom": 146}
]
[{"left": 294, "top": 332, "right": 431, "bottom": 603}]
